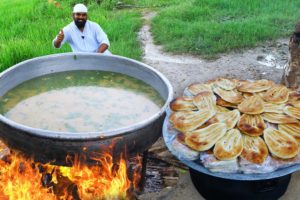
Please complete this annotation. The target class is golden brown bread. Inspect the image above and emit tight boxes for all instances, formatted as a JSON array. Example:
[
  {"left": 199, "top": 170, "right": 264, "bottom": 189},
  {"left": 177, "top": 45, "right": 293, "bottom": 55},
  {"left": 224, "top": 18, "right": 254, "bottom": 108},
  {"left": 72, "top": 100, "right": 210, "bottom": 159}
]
[
  {"left": 279, "top": 123, "right": 300, "bottom": 144},
  {"left": 213, "top": 129, "right": 243, "bottom": 160},
  {"left": 215, "top": 109, "right": 240, "bottom": 129},
  {"left": 193, "top": 91, "right": 216, "bottom": 111},
  {"left": 287, "top": 92, "right": 300, "bottom": 108},
  {"left": 237, "top": 79, "right": 274, "bottom": 93},
  {"left": 216, "top": 96, "right": 238, "bottom": 108},
  {"left": 215, "top": 105, "right": 230, "bottom": 113},
  {"left": 284, "top": 105, "right": 300, "bottom": 119},
  {"left": 213, "top": 86, "right": 243, "bottom": 104},
  {"left": 263, "top": 102, "right": 284, "bottom": 114},
  {"left": 215, "top": 78, "right": 237, "bottom": 90},
  {"left": 263, "top": 128, "right": 299, "bottom": 159},
  {"left": 241, "top": 134, "right": 268, "bottom": 164},
  {"left": 261, "top": 112, "right": 298, "bottom": 124},
  {"left": 262, "top": 85, "right": 289, "bottom": 104},
  {"left": 170, "top": 96, "right": 197, "bottom": 111},
  {"left": 185, "top": 123, "right": 227, "bottom": 151},
  {"left": 169, "top": 110, "right": 216, "bottom": 132},
  {"left": 238, "top": 95, "right": 264, "bottom": 114},
  {"left": 187, "top": 83, "right": 212, "bottom": 95},
  {"left": 237, "top": 114, "right": 266, "bottom": 137}
]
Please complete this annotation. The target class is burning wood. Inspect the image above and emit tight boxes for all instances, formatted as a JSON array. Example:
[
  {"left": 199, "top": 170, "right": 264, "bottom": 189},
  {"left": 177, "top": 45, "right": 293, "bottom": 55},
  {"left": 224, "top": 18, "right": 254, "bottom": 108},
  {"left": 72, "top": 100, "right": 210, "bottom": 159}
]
[{"left": 0, "top": 142, "right": 142, "bottom": 200}]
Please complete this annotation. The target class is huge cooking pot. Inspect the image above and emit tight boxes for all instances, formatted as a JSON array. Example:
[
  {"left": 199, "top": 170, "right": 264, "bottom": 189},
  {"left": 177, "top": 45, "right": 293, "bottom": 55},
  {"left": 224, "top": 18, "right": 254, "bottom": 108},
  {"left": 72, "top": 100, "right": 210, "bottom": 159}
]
[{"left": 0, "top": 53, "right": 173, "bottom": 164}]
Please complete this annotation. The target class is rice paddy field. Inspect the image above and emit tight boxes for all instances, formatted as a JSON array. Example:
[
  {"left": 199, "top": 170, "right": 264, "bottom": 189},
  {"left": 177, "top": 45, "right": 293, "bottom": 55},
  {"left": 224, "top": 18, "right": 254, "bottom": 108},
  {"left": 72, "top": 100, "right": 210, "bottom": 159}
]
[{"left": 1, "top": 0, "right": 300, "bottom": 71}]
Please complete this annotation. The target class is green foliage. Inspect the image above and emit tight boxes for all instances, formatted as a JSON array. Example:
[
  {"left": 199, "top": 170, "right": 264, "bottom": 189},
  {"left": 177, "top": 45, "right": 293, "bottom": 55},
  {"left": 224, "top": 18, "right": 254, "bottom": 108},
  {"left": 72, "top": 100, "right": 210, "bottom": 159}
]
[
  {"left": 0, "top": 0, "right": 142, "bottom": 71},
  {"left": 151, "top": 0, "right": 300, "bottom": 55}
]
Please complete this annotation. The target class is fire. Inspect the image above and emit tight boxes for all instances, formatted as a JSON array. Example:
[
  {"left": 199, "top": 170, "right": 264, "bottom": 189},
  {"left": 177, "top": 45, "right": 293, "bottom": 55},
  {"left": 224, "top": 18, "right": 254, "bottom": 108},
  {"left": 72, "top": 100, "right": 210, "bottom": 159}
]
[{"left": 0, "top": 143, "right": 141, "bottom": 200}]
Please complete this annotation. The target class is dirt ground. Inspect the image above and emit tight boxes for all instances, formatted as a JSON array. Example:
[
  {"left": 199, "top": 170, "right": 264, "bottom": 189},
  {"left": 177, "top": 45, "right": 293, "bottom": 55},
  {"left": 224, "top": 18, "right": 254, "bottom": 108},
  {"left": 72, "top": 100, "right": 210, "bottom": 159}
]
[{"left": 137, "top": 12, "right": 300, "bottom": 200}]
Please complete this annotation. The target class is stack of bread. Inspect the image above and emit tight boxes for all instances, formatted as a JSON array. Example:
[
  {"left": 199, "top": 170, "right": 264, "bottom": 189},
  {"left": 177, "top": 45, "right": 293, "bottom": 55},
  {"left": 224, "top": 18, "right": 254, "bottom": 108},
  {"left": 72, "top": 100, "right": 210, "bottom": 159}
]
[{"left": 169, "top": 78, "right": 300, "bottom": 173}]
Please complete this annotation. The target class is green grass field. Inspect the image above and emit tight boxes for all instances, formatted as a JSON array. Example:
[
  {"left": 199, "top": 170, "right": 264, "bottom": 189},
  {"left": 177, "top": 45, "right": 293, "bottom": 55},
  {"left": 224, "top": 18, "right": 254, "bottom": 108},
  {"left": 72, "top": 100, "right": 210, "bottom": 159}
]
[
  {"left": 0, "top": 0, "right": 142, "bottom": 71},
  {"left": 150, "top": 0, "right": 300, "bottom": 56},
  {"left": 1, "top": 0, "right": 300, "bottom": 71}
]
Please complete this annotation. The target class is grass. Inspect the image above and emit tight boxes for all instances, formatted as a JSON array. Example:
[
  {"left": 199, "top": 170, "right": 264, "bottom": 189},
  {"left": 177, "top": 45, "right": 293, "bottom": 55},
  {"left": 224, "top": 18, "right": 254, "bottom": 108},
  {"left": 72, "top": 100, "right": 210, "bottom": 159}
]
[
  {"left": 0, "top": 0, "right": 142, "bottom": 72},
  {"left": 2, "top": 0, "right": 300, "bottom": 71},
  {"left": 150, "top": 0, "right": 300, "bottom": 56}
]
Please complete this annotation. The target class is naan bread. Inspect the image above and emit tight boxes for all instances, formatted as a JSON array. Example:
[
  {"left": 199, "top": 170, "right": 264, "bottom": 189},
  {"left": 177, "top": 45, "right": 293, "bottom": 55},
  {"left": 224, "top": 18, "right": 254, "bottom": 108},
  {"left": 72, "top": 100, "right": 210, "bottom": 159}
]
[
  {"left": 262, "top": 113, "right": 298, "bottom": 124},
  {"left": 284, "top": 105, "right": 300, "bottom": 119},
  {"left": 172, "top": 137, "right": 200, "bottom": 160},
  {"left": 213, "top": 86, "right": 243, "bottom": 104},
  {"left": 193, "top": 91, "right": 216, "bottom": 111},
  {"left": 215, "top": 109, "right": 240, "bottom": 129},
  {"left": 185, "top": 123, "right": 227, "bottom": 151},
  {"left": 287, "top": 92, "right": 300, "bottom": 108},
  {"left": 215, "top": 105, "right": 230, "bottom": 113},
  {"left": 237, "top": 79, "right": 274, "bottom": 93},
  {"left": 264, "top": 128, "right": 299, "bottom": 159},
  {"left": 237, "top": 114, "right": 266, "bottom": 136},
  {"left": 169, "top": 110, "right": 216, "bottom": 132},
  {"left": 170, "top": 96, "right": 197, "bottom": 111},
  {"left": 216, "top": 96, "right": 238, "bottom": 108},
  {"left": 262, "top": 85, "right": 289, "bottom": 104},
  {"left": 241, "top": 135, "right": 268, "bottom": 164},
  {"left": 213, "top": 129, "right": 243, "bottom": 160},
  {"left": 263, "top": 102, "right": 284, "bottom": 114},
  {"left": 187, "top": 83, "right": 212, "bottom": 95},
  {"left": 215, "top": 78, "right": 236, "bottom": 90},
  {"left": 279, "top": 123, "right": 300, "bottom": 144},
  {"left": 238, "top": 95, "right": 264, "bottom": 114}
]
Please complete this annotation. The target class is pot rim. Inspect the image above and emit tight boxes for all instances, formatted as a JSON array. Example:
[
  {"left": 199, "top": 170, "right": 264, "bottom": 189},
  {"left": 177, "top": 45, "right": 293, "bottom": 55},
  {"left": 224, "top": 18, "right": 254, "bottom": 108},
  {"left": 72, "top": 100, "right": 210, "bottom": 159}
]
[{"left": 0, "top": 52, "right": 173, "bottom": 140}]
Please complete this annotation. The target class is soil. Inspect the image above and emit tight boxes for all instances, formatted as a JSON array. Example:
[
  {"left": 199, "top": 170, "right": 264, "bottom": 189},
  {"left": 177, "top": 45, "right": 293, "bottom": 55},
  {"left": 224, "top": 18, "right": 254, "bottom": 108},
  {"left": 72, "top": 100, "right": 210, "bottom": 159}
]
[{"left": 137, "top": 12, "right": 300, "bottom": 200}]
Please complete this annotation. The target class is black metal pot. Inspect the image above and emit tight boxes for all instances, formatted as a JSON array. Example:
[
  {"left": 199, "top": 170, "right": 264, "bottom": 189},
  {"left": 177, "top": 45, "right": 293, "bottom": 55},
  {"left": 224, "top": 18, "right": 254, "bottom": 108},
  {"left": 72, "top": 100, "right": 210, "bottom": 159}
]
[
  {"left": 0, "top": 53, "right": 173, "bottom": 165},
  {"left": 189, "top": 168, "right": 291, "bottom": 200}
]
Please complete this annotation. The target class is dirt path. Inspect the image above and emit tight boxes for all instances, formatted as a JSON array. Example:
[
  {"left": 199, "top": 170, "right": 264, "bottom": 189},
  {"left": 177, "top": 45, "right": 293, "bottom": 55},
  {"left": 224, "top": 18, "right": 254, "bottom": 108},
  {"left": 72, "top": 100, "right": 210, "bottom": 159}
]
[
  {"left": 138, "top": 12, "right": 288, "bottom": 97},
  {"left": 137, "top": 12, "right": 300, "bottom": 200}
]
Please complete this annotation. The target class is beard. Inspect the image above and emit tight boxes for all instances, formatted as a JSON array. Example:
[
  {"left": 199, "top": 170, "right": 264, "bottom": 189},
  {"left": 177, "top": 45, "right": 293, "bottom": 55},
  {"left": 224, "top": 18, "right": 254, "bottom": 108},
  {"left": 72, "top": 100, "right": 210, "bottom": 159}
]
[{"left": 74, "top": 19, "right": 86, "bottom": 29}]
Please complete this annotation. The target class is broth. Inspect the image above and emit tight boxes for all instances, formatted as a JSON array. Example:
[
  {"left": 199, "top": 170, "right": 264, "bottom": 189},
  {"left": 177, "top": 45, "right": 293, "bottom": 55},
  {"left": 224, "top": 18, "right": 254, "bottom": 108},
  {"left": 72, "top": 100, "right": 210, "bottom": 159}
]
[{"left": 0, "top": 70, "right": 164, "bottom": 132}]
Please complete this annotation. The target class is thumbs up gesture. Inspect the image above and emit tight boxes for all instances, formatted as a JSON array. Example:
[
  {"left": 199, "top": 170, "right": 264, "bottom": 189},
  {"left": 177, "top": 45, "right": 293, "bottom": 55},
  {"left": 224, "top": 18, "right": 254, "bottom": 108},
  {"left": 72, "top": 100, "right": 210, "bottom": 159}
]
[{"left": 57, "top": 29, "right": 64, "bottom": 42}]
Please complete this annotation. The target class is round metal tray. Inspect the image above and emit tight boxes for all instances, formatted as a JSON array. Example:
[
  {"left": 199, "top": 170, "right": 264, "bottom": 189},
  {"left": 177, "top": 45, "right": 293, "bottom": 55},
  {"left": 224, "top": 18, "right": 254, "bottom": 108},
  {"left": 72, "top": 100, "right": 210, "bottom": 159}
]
[{"left": 163, "top": 114, "right": 300, "bottom": 181}]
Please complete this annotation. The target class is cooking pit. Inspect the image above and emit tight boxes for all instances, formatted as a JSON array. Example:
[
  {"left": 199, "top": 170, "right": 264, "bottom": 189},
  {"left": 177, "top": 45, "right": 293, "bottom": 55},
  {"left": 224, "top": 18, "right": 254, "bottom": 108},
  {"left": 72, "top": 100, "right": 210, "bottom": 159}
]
[{"left": 0, "top": 53, "right": 173, "bottom": 199}]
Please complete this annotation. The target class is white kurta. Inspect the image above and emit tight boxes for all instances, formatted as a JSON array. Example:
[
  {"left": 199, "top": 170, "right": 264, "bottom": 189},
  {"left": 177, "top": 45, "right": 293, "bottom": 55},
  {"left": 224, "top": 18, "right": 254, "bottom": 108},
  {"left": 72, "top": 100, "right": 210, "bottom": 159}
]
[{"left": 53, "top": 20, "right": 111, "bottom": 54}]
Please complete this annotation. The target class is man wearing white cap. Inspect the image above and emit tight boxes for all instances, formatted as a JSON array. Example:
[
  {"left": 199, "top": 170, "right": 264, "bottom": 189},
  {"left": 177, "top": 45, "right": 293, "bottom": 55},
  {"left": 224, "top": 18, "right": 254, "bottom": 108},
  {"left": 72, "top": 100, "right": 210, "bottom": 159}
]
[{"left": 53, "top": 3, "right": 111, "bottom": 54}]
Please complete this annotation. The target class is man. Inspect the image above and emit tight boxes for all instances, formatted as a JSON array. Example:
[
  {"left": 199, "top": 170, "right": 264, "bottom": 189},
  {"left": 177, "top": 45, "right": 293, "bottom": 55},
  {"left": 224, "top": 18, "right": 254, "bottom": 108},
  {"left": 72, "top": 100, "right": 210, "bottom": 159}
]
[{"left": 53, "top": 3, "right": 111, "bottom": 54}]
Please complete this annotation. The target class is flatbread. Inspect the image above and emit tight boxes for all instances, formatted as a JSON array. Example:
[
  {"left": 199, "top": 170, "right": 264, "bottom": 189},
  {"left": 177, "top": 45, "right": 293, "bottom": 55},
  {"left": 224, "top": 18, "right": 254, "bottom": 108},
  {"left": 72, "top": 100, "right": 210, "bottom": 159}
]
[
  {"left": 216, "top": 96, "right": 238, "bottom": 108},
  {"left": 193, "top": 91, "right": 216, "bottom": 111},
  {"left": 215, "top": 109, "right": 240, "bottom": 129},
  {"left": 261, "top": 112, "right": 298, "bottom": 124},
  {"left": 215, "top": 78, "right": 236, "bottom": 90},
  {"left": 213, "top": 86, "right": 243, "bottom": 104},
  {"left": 170, "top": 96, "right": 197, "bottom": 111},
  {"left": 213, "top": 129, "right": 243, "bottom": 161},
  {"left": 284, "top": 105, "right": 300, "bottom": 119},
  {"left": 241, "top": 134, "right": 268, "bottom": 164},
  {"left": 264, "top": 128, "right": 299, "bottom": 159},
  {"left": 262, "top": 85, "right": 289, "bottom": 104},
  {"left": 237, "top": 79, "right": 274, "bottom": 93},
  {"left": 237, "top": 114, "right": 266, "bottom": 136},
  {"left": 215, "top": 105, "right": 230, "bottom": 113},
  {"left": 287, "top": 92, "right": 300, "bottom": 108},
  {"left": 279, "top": 123, "right": 300, "bottom": 144},
  {"left": 185, "top": 123, "right": 227, "bottom": 151},
  {"left": 169, "top": 110, "right": 216, "bottom": 132},
  {"left": 263, "top": 102, "right": 284, "bottom": 114},
  {"left": 187, "top": 83, "right": 212, "bottom": 96},
  {"left": 238, "top": 95, "right": 264, "bottom": 114}
]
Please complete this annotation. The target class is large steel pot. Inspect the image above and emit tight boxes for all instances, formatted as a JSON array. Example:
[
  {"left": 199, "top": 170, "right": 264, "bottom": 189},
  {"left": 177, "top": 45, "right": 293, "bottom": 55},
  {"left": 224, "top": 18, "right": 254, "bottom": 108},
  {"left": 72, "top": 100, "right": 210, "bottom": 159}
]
[{"left": 0, "top": 53, "right": 173, "bottom": 165}]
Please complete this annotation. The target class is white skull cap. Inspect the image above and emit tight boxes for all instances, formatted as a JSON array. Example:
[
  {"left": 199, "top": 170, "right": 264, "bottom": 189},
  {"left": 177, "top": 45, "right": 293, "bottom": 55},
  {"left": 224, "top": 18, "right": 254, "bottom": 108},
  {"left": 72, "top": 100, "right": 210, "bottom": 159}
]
[{"left": 73, "top": 3, "right": 88, "bottom": 13}]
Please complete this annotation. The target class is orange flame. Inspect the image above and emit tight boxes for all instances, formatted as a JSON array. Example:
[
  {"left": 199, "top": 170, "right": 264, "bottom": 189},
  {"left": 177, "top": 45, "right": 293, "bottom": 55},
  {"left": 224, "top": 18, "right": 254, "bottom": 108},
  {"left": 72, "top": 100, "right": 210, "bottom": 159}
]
[{"left": 0, "top": 144, "right": 141, "bottom": 200}]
